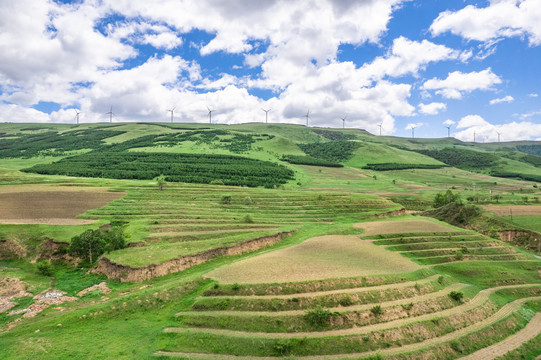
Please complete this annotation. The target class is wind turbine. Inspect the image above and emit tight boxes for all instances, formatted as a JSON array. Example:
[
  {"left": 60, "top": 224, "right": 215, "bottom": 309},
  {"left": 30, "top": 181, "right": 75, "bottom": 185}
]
[
  {"left": 445, "top": 124, "right": 452, "bottom": 138},
  {"left": 74, "top": 110, "right": 81, "bottom": 124},
  {"left": 496, "top": 130, "right": 501, "bottom": 143},
  {"left": 473, "top": 131, "right": 476, "bottom": 143},
  {"left": 262, "top": 108, "right": 271, "bottom": 123},
  {"left": 411, "top": 125, "right": 416, "bottom": 138},
  {"left": 167, "top": 107, "right": 176, "bottom": 123},
  {"left": 105, "top": 106, "right": 114, "bottom": 123},
  {"left": 340, "top": 115, "right": 347, "bottom": 129},
  {"left": 207, "top": 106, "right": 215, "bottom": 124},
  {"left": 304, "top": 110, "right": 311, "bottom": 126},
  {"left": 377, "top": 123, "right": 383, "bottom": 136}
]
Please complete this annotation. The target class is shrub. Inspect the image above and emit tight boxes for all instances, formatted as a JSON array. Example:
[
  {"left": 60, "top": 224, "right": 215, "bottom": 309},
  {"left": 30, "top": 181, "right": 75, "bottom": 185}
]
[
  {"left": 455, "top": 250, "right": 464, "bottom": 260},
  {"left": 305, "top": 306, "right": 332, "bottom": 326},
  {"left": 433, "top": 189, "right": 461, "bottom": 208},
  {"left": 370, "top": 305, "right": 383, "bottom": 316},
  {"left": 37, "top": 260, "right": 53, "bottom": 276},
  {"left": 221, "top": 195, "right": 232, "bottom": 204},
  {"left": 339, "top": 295, "right": 353, "bottom": 307},
  {"left": 242, "top": 214, "right": 254, "bottom": 224},
  {"left": 449, "top": 291, "right": 464, "bottom": 302}
]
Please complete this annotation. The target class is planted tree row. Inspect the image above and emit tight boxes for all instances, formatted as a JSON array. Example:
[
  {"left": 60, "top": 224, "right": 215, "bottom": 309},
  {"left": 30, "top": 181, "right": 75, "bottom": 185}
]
[
  {"left": 362, "top": 163, "right": 447, "bottom": 171},
  {"left": 489, "top": 171, "right": 541, "bottom": 183},
  {"left": 313, "top": 129, "right": 357, "bottom": 141},
  {"left": 416, "top": 148, "right": 499, "bottom": 169},
  {"left": 281, "top": 155, "right": 343, "bottom": 167},
  {"left": 0, "top": 129, "right": 125, "bottom": 158},
  {"left": 298, "top": 140, "right": 359, "bottom": 162},
  {"left": 22, "top": 151, "right": 294, "bottom": 187}
]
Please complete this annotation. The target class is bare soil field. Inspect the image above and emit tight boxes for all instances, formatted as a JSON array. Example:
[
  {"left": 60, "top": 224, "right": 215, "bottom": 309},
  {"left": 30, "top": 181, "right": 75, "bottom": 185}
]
[
  {"left": 205, "top": 235, "right": 421, "bottom": 284},
  {"left": 484, "top": 205, "right": 541, "bottom": 216},
  {"left": 355, "top": 219, "right": 456, "bottom": 236},
  {"left": 0, "top": 185, "right": 124, "bottom": 225}
]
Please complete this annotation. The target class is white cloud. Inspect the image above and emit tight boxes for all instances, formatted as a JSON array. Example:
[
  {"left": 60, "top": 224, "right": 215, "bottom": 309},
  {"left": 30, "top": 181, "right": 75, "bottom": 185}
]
[
  {"left": 454, "top": 114, "right": 541, "bottom": 142},
  {"left": 529, "top": 93, "right": 539, "bottom": 97},
  {"left": 422, "top": 68, "right": 502, "bottom": 99},
  {"left": 430, "top": 0, "right": 541, "bottom": 46},
  {"left": 443, "top": 119, "right": 455, "bottom": 126},
  {"left": 519, "top": 108, "right": 541, "bottom": 120},
  {"left": 357, "top": 37, "right": 463, "bottom": 83},
  {"left": 142, "top": 32, "right": 183, "bottom": 50},
  {"left": 490, "top": 95, "right": 514, "bottom": 105},
  {"left": 405, "top": 122, "right": 423, "bottom": 130},
  {"left": 418, "top": 102, "right": 446, "bottom": 115}
]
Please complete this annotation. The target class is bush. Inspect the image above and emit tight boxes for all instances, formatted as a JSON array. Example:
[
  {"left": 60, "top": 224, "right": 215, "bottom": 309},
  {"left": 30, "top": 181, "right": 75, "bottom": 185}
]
[
  {"left": 433, "top": 189, "right": 461, "bottom": 208},
  {"left": 339, "top": 295, "right": 353, "bottom": 307},
  {"left": 449, "top": 291, "right": 464, "bottom": 302},
  {"left": 242, "top": 214, "right": 254, "bottom": 224},
  {"left": 69, "top": 226, "right": 126, "bottom": 266},
  {"left": 221, "top": 195, "right": 232, "bottom": 204},
  {"left": 370, "top": 305, "right": 383, "bottom": 316},
  {"left": 305, "top": 306, "right": 332, "bottom": 326},
  {"left": 37, "top": 260, "right": 53, "bottom": 276}
]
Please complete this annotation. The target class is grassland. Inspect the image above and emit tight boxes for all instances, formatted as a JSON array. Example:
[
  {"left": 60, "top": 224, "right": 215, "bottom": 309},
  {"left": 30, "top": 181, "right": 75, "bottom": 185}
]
[{"left": 2, "top": 122, "right": 541, "bottom": 359}]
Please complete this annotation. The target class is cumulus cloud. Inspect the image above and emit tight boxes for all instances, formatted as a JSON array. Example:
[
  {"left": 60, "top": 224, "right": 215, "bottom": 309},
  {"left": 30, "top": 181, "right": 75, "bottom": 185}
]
[
  {"left": 529, "top": 93, "right": 539, "bottom": 97},
  {"left": 422, "top": 68, "right": 501, "bottom": 99},
  {"left": 490, "top": 95, "right": 514, "bottom": 105},
  {"left": 454, "top": 114, "right": 541, "bottom": 142},
  {"left": 443, "top": 119, "right": 455, "bottom": 127},
  {"left": 430, "top": 0, "right": 541, "bottom": 46},
  {"left": 357, "top": 37, "right": 464, "bottom": 83},
  {"left": 418, "top": 102, "right": 446, "bottom": 115}
]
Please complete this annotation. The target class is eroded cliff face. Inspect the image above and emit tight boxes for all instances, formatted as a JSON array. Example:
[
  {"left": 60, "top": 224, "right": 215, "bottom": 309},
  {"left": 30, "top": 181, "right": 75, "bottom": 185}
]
[{"left": 94, "top": 231, "right": 293, "bottom": 282}]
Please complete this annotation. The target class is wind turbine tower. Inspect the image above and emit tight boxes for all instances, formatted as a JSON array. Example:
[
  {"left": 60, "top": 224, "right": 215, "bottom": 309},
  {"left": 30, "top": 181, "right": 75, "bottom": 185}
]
[
  {"left": 445, "top": 125, "right": 451, "bottom": 138},
  {"left": 340, "top": 116, "right": 347, "bottom": 129},
  {"left": 74, "top": 110, "right": 81, "bottom": 124},
  {"left": 167, "top": 107, "right": 175, "bottom": 123},
  {"left": 378, "top": 123, "right": 383, "bottom": 136},
  {"left": 496, "top": 131, "right": 501, "bottom": 143},
  {"left": 411, "top": 125, "right": 416, "bottom": 138},
  {"left": 207, "top": 106, "right": 215, "bottom": 124},
  {"left": 474, "top": 131, "right": 476, "bottom": 143},
  {"left": 304, "top": 110, "right": 310, "bottom": 126},
  {"left": 105, "top": 106, "right": 114, "bottom": 123},
  {"left": 262, "top": 108, "right": 271, "bottom": 123}
]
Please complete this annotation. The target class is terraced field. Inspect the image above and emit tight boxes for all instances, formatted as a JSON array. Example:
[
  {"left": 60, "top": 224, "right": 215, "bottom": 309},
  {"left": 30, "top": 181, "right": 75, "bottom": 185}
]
[
  {"left": 154, "top": 221, "right": 540, "bottom": 359},
  {"left": 81, "top": 183, "right": 399, "bottom": 270}
]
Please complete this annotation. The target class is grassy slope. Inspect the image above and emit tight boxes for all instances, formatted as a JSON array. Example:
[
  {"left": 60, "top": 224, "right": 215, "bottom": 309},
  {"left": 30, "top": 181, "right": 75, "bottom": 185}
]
[{"left": 1, "top": 122, "right": 541, "bottom": 359}]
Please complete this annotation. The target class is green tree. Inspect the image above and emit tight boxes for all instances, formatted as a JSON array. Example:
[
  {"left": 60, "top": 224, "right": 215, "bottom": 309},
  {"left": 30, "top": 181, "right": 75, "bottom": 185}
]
[
  {"left": 103, "top": 226, "right": 126, "bottom": 252},
  {"left": 156, "top": 175, "right": 166, "bottom": 191},
  {"left": 433, "top": 189, "right": 461, "bottom": 208},
  {"left": 69, "top": 229, "right": 106, "bottom": 266}
]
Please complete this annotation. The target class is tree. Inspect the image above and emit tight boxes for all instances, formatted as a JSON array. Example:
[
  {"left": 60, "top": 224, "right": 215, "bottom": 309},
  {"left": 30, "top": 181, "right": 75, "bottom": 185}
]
[
  {"left": 433, "top": 189, "right": 461, "bottom": 208},
  {"left": 69, "top": 229, "right": 106, "bottom": 266},
  {"left": 68, "top": 226, "right": 126, "bottom": 266},
  {"left": 156, "top": 175, "right": 166, "bottom": 191}
]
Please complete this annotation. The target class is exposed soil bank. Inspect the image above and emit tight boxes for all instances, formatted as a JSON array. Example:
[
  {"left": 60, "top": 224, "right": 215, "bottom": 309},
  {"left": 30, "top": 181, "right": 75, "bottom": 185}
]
[
  {"left": 369, "top": 208, "right": 406, "bottom": 219},
  {"left": 94, "top": 231, "right": 293, "bottom": 282}
]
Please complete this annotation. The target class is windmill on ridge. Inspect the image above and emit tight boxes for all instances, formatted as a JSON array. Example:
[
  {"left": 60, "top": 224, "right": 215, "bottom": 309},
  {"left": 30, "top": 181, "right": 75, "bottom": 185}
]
[
  {"left": 445, "top": 124, "right": 452, "bottom": 138},
  {"left": 496, "top": 130, "right": 501, "bottom": 143},
  {"left": 262, "top": 108, "right": 271, "bottom": 123},
  {"left": 340, "top": 115, "right": 347, "bottom": 129},
  {"left": 74, "top": 110, "right": 81, "bottom": 124},
  {"left": 167, "top": 107, "right": 176, "bottom": 123},
  {"left": 304, "top": 110, "right": 311, "bottom": 126},
  {"left": 377, "top": 123, "right": 383, "bottom": 136},
  {"left": 207, "top": 106, "right": 215, "bottom": 124},
  {"left": 411, "top": 125, "right": 416, "bottom": 138},
  {"left": 105, "top": 106, "right": 114, "bottom": 123}
]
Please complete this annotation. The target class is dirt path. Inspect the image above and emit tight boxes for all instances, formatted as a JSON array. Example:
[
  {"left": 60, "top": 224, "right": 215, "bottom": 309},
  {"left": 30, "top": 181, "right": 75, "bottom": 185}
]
[
  {"left": 459, "top": 313, "right": 541, "bottom": 360},
  {"left": 169, "top": 285, "right": 538, "bottom": 338},
  {"left": 176, "top": 281, "right": 466, "bottom": 318},
  {"left": 157, "top": 295, "right": 541, "bottom": 360}
]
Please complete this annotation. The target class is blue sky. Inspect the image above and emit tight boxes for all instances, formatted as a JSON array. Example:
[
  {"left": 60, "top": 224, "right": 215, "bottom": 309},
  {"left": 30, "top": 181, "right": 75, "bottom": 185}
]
[{"left": 0, "top": 0, "right": 540, "bottom": 141}]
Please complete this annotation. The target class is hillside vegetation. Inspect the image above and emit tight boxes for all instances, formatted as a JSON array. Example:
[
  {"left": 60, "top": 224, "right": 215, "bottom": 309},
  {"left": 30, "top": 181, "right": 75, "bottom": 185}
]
[{"left": 1, "top": 122, "right": 541, "bottom": 360}]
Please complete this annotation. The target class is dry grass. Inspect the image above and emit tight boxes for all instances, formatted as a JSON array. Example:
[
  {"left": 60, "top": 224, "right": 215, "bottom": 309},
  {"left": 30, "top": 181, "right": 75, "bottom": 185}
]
[
  {"left": 205, "top": 235, "right": 421, "bottom": 284},
  {"left": 0, "top": 185, "right": 124, "bottom": 225},
  {"left": 483, "top": 205, "right": 541, "bottom": 216},
  {"left": 355, "top": 219, "right": 456, "bottom": 236}
]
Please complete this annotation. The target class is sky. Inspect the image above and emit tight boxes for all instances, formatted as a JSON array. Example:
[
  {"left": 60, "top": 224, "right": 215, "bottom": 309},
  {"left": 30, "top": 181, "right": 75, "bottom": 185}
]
[{"left": 1, "top": 0, "right": 541, "bottom": 141}]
